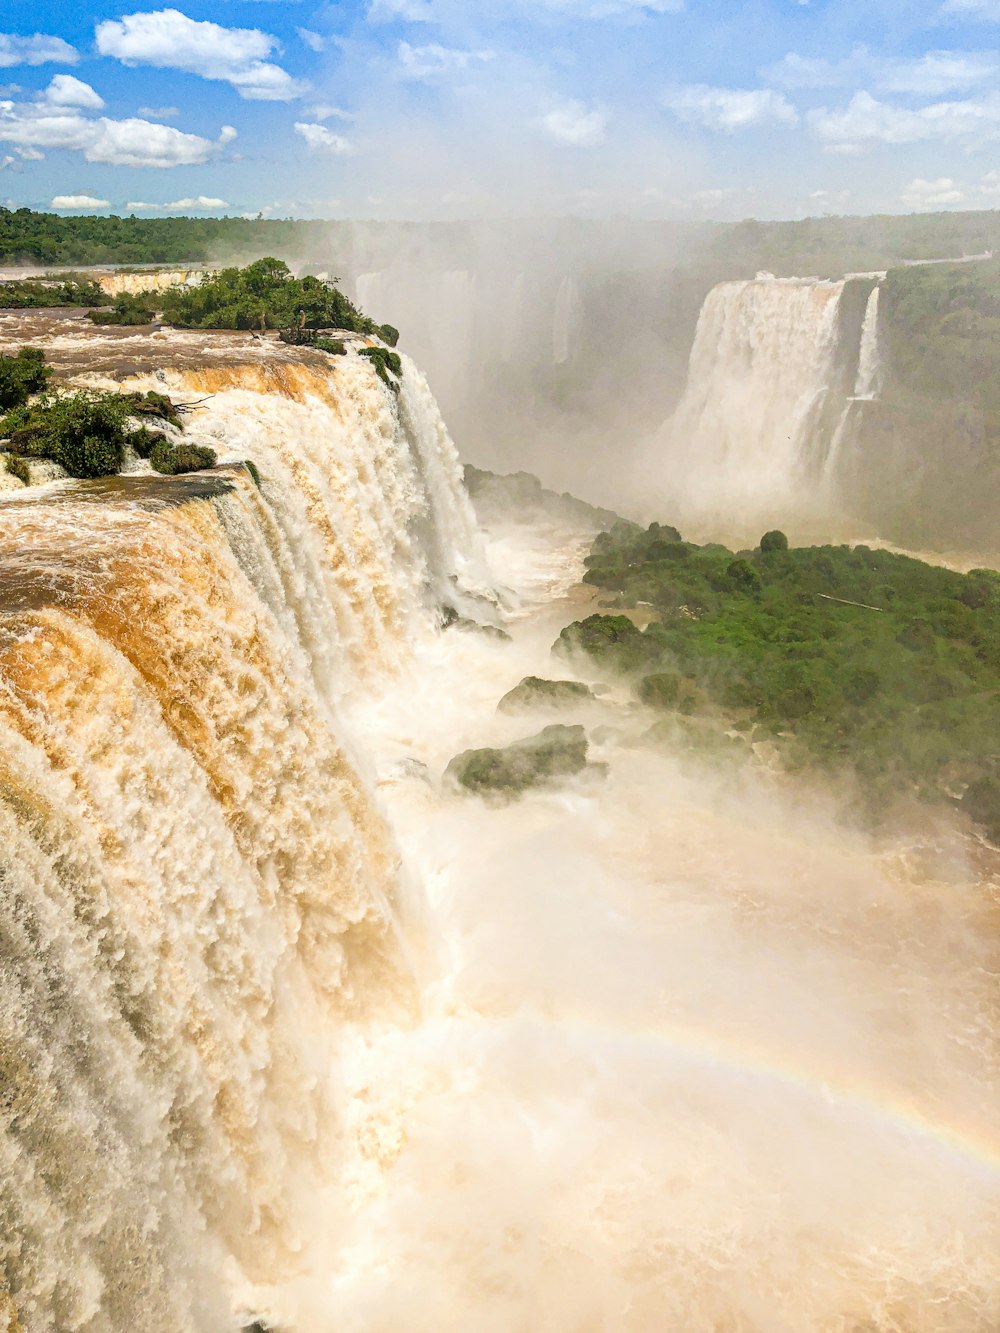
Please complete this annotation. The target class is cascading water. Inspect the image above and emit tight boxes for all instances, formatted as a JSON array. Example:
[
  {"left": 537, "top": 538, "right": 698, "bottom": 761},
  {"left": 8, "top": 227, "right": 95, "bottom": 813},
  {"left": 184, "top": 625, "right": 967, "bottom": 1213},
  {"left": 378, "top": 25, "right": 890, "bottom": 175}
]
[
  {"left": 655, "top": 275, "right": 849, "bottom": 529},
  {"left": 854, "top": 283, "right": 883, "bottom": 400},
  {"left": 0, "top": 332, "right": 490, "bottom": 1330},
  {"left": 1, "top": 315, "right": 998, "bottom": 1332}
]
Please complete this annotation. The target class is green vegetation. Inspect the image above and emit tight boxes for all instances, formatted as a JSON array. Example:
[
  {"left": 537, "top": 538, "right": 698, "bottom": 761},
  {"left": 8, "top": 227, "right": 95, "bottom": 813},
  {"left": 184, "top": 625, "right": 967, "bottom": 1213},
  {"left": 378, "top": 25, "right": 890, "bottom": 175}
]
[
  {"left": 559, "top": 521, "right": 1000, "bottom": 835},
  {"left": 314, "top": 337, "right": 347, "bottom": 356},
  {"left": 0, "top": 352, "right": 191, "bottom": 480},
  {"left": 2, "top": 391, "right": 134, "bottom": 478},
  {"left": 359, "top": 346, "right": 403, "bottom": 390},
  {"left": 445, "top": 724, "right": 591, "bottom": 797},
  {"left": 497, "top": 676, "right": 595, "bottom": 713},
  {"left": 0, "top": 277, "right": 110, "bottom": 309},
  {"left": 0, "top": 347, "right": 49, "bottom": 409},
  {"left": 88, "top": 293, "right": 156, "bottom": 326},
  {"left": 159, "top": 257, "right": 375, "bottom": 333},
  {"left": 149, "top": 441, "right": 217, "bottom": 475}
]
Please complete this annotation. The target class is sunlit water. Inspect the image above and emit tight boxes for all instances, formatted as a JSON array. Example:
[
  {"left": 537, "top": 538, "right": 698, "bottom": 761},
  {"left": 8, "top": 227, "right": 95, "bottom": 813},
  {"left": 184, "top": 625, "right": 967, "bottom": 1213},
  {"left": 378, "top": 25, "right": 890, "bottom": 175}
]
[{"left": 249, "top": 514, "right": 1000, "bottom": 1333}]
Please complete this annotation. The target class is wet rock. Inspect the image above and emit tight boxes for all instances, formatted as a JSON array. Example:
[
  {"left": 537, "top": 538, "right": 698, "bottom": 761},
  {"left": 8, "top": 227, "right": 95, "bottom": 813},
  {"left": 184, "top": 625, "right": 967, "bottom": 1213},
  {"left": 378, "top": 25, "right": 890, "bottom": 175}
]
[
  {"left": 445, "top": 724, "right": 591, "bottom": 796},
  {"left": 497, "top": 676, "right": 595, "bottom": 713}
]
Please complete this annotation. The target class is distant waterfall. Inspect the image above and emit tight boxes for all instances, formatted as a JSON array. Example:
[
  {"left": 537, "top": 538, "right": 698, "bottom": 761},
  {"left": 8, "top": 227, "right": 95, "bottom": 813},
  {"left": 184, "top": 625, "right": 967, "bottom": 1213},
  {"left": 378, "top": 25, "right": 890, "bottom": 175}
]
[
  {"left": 659, "top": 276, "right": 848, "bottom": 524},
  {"left": 854, "top": 285, "right": 882, "bottom": 399},
  {"left": 552, "top": 276, "right": 581, "bottom": 364}
]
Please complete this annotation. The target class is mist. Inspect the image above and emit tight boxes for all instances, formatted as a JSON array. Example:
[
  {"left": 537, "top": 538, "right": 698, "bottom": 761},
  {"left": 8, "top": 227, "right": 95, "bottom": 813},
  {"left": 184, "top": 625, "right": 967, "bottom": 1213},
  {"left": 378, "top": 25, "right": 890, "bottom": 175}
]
[{"left": 241, "top": 507, "right": 1000, "bottom": 1332}]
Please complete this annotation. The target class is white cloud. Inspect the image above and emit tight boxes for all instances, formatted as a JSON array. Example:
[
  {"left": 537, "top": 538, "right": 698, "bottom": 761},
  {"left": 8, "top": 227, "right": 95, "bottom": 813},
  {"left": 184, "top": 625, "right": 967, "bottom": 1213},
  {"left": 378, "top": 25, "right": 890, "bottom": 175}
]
[
  {"left": 294, "top": 121, "right": 354, "bottom": 153},
  {"left": 808, "top": 90, "right": 1000, "bottom": 152},
  {"left": 398, "top": 41, "right": 494, "bottom": 79},
  {"left": 51, "top": 194, "right": 110, "bottom": 209},
  {"left": 0, "top": 155, "right": 15, "bottom": 170},
  {"left": 42, "top": 75, "right": 104, "bottom": 110},
  {"left": 0, "top": 34, "right": 78, "bottom": 68},
  {"left": 0, "top": 92, "right": 237, "bottom": 167},
  {"left": 137, "top": 106, "right": 179, "bottom": 119},
  {"left": 900, "top": 176, "right": 966, "bottom": 207},
  {"left": 664, "top": 85, "right": 799, "bottom": 133},
  {"left": 310, "top": 103, "right": 354, "bottom": 121},
  {"left": 15, "top": 146, "right": 43, "bottom": 160},
  {"left": 538, "top": 97, "right": 608, "bottom": 146},
  {"left": 940, "top": 0, "right": 1000, "bottom": 19},
  {"left": 766, "top": 48, "right": 999, "bottom": 96},
  {"left": 978, "top": 168, "right": 1000, "bottom": 193},
  {"left": 95, "top": 9, "right": 306, "bottom": 101},
  {"left": 370, "top": 0, "right": 680, "bottom": 18},
  {"left": 127, "top": 195, "right": 229, "bottom": 209},
  {"left": 296, "top": 27, "right": 326, "bottom": 52}
]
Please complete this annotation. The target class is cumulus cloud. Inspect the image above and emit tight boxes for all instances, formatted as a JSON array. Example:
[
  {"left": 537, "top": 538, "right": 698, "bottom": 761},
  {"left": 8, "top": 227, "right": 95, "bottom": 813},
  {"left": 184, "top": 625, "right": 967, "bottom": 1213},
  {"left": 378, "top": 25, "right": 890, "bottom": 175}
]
[
  {"left": 398, "top": 42, "right": 495, "bottom": 79},
  {"left": 137, "top": 105, "right": 179, "bottom": 119},
  {"left": 95, "top": 9, "right": 306, "bottom": 101},
  {"left": 538, "top": 97, "right": 608, "bottom": 145},
  {"left": 42, "top": 76, "right": 105, "bottom": 110},
  {"left": 808, "top": 90, "right": 1000, "bottom": 152},
  {"left": 664, "top": 85, "right": 799, "bottom": 132},
  {"left": 0, "top": 89, "right": 237, "bottom": 167},
  {"left": 294, "top": 121, "right": 354, "bottom": 153},
  {"left": 127, "top": 195, "right": 228, "bottom": 209},
  {"left": 900, "top": 176, "right": 966, "bottom": 207},
  {"left": 0, "top": 34, "right": 78, "bottom": 68},
  {"left": 766, "top": 48, "right": 1000, "bottom": 96},
  {"left": 50, "top": 194, "right": 110, "bottom": 208}
]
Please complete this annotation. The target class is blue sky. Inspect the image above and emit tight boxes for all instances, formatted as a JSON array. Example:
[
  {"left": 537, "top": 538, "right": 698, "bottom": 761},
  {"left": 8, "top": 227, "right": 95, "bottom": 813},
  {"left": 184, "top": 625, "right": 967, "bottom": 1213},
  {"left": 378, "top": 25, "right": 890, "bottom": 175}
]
[{"left": 3, "top": 0, "right": 1000, "bottom": 218}]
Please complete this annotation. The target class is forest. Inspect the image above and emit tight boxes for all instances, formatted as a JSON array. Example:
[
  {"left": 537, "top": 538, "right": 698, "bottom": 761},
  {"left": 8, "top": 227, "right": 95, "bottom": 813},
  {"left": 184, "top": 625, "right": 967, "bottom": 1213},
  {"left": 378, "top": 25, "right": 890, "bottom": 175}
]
[{"left": 558, "top": 521, "right": 1000, "bottom": 838}]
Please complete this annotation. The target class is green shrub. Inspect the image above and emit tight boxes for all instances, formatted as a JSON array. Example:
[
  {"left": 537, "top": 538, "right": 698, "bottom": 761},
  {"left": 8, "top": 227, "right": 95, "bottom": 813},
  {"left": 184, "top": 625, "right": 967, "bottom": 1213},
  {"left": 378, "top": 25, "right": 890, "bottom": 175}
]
[
  {"left": 359, "top": 346, "right": 403, "bottom": 390},
  {"left": 128, "top": 426, "right": 166, "bottom": 459},
  {"left": 244, "top": 458, "right": 261, "bottom": 487},
  {"left": 0, "top": 278, "right": 110, "bottom": 310},
  {"left": 378, "top": 323, "right": 400, "bottom": 347},
  {"left": 5, "top": 455, "right": 31, "bottom": 484},
  {"left": 638, "top": 672, "right": 682, "bottom": 709},
  {"left": 760, "top": 529, "right": 789, "bottom": 552},
  {"left": 0, "top": 347, "right": 50, "bottom": 410},
  {"left": 314, "top": 337, "right": 347, "bottom": 356},
  {"left": 3, "top": 390, "right": 131, "bottom": 478},
  {"left": 88, "top": 293, "right": 156, "bottom": 325},
  {"left": 149, "top": 441, "right": 217, "bottom": 475}
]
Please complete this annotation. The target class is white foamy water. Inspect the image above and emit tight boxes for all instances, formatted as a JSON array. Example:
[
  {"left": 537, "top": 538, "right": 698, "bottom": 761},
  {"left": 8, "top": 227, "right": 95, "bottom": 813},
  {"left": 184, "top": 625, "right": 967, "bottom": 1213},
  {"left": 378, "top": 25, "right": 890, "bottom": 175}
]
[
  {"left": 653, "top": 276, "right": 849, "bottom": 530},
  {"left": 243, "top": 515, "right": 1000, "bottom": 1333},
  {"left": 0, "top": 330, "right": 997, "bottom": 1331}
]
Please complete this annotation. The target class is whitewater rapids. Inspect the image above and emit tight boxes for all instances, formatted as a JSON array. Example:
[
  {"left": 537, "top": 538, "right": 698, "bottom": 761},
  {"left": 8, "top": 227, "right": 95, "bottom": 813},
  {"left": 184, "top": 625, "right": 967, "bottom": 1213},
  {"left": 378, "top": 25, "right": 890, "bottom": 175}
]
[{"left": 0, "top": 321, "right": 996, "bottom": 1330}]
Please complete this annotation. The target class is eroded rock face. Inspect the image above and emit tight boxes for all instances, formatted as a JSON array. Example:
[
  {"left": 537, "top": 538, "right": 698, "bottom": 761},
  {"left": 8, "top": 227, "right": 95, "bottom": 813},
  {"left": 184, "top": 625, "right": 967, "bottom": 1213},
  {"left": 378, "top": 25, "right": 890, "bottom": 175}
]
[
  {"left": 445, "top": 724, "right": 590, "bottom": 796},
  {"left": 496, "top": 676, "right": 594, "bottom": 714}
]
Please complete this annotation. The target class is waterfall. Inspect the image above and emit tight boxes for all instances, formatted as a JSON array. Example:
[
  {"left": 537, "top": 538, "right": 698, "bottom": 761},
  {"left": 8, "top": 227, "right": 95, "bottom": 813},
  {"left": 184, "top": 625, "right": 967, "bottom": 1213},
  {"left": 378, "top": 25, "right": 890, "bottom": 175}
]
[
  {"left": 657, "top": 276, "right": 848, "bottom": 527},
  {"left": 0, "top": 346, "right": 489, "bottom": 1329},
  {"left": 552, "top": 276, "right": 580, "bottom": 365},
  {"left": 854, "top": 284, "right": 882, "bottom": 399}
]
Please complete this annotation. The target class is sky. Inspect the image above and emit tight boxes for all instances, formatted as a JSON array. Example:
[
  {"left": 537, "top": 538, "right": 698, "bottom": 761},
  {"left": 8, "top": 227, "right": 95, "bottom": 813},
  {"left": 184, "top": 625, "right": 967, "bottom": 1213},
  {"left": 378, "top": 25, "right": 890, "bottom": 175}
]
[{"left": 4, "top": 0, "right": 1000, "bottom": 219}]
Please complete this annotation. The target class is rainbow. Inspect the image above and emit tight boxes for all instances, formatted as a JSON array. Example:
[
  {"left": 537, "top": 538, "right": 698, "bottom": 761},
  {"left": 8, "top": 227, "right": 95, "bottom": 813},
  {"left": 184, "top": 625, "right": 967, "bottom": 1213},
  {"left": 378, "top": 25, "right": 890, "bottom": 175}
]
[{"left": 503, "top": 1011, "right": 1000, "bottom": 1180}]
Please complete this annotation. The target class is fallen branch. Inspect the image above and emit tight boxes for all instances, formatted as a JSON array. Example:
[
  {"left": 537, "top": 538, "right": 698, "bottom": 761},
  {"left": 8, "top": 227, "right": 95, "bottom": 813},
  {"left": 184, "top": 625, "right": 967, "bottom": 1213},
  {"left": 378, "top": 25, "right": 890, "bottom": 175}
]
[{"left": 816, "top": 592, "right": 884, "bottom": 611}]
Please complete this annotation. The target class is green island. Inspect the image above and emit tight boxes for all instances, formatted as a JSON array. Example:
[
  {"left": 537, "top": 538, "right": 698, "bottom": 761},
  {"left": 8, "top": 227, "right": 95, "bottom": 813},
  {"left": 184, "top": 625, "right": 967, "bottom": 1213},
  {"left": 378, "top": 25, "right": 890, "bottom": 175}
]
[{"left": 557, "top": 521, "right": 1000, "bottom": 839}]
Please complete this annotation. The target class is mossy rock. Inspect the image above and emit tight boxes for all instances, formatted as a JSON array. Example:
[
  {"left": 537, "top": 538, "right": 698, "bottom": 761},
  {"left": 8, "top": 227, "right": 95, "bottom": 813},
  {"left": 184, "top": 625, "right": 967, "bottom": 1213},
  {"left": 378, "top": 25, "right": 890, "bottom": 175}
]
[
  {"left": 553, "top": 614, "right": 659, "bottom": 674},
  {"left": 445, "top": 724, "right": 590, "bottom": 796},
  {"left": 497, "top": 676, "right": 595, "bottom": 713}
]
